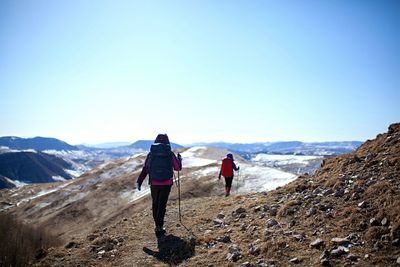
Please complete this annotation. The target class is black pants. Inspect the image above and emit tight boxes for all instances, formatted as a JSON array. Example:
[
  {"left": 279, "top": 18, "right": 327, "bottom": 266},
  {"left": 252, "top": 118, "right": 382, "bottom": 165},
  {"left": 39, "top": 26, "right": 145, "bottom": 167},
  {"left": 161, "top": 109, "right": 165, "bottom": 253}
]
[
  {"left": 151, "top": 185, "right": 172, "bottom": 228},
  {"left": 224, "top": 176, "right": 233, "bottom": 192}
]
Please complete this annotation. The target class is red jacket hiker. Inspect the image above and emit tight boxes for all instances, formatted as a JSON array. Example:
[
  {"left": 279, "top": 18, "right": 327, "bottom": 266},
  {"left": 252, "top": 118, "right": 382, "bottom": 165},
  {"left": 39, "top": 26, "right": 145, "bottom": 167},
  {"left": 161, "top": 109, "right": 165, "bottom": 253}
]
[{"left": 218, "top": 153, "right": 240, "bottom": 196}]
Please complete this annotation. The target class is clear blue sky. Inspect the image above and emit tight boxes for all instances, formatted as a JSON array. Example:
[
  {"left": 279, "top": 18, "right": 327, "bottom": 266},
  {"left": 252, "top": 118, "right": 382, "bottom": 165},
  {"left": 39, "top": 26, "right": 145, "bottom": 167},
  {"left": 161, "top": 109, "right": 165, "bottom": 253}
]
[{"left": 1, "top": 1, "right": 399, "bottom": 144}]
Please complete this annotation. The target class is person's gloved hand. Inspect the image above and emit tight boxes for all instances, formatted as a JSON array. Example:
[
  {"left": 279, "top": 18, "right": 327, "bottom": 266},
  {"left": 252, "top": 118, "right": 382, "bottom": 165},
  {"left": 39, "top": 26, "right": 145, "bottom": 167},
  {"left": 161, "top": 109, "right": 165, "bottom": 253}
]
[
  {"left": 177, "top": 153, "right": 182, "bottom": 162},
  {"left": 218, "top": 175, "right": 221, "bottom": 180},
  {"left": 237, "top": 166, "right": 240, "bottom": 170},
  {"left": 137, "top": 182, "right": 141, "bottom": 191}
]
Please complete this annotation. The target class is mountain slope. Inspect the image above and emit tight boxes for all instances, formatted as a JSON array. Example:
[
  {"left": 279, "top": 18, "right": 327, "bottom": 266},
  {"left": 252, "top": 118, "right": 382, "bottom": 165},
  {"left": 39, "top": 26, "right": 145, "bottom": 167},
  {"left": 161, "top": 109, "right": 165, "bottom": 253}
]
[
  {"left": 1, "top": 124, "right": 397, "bottom": 266},
  {"left": 27, "top": 123, "right": 400, "bottom": 266},
  {"left": 0, "top": 136, "right": 78, "bottom": 151},
  {"left": 0, "top": 146, "right": 298, "bottom": 239},
  {"left": 0, "top": 175, "right": 15, "bottom": 189},
  {"left": 0, "top": 152, "right": 73, "bottom": 187}
]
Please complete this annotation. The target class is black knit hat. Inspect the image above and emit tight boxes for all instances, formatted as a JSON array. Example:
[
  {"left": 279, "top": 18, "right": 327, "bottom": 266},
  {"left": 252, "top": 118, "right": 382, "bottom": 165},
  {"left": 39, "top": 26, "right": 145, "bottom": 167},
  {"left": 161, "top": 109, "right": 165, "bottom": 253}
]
[{"left": 154, "top": 134, "right": 170, "bottom": 145}]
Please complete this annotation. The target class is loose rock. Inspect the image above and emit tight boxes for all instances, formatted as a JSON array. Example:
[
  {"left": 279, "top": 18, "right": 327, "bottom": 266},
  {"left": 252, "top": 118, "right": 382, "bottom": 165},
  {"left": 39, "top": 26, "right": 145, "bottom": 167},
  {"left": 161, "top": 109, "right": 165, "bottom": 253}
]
[
  {"left": 217, "top": 212, "right": 225, "bottom": 219},
  {"left": 213, "top": 218, "right": 224, "bottom": 225},
  {"left": 370, "top": 218, "right": 380, "bottom": 226},
  {"left": 289, "top": 257, "right": 301, "bottom": 264},
  {"left": 248, "top": 244, "right": 260, "bottom": 255},
  {"left": 234, "top": 207, "right": 246, "bottom": 215},
  {"left": 347, "top": 254, "right": 358, "bottom": 261},
  {"left": 310, "top": 238, "right": 325, "bottom": 249},
  {"left": 269, "top": 207, "right": 278, "bottom": 216},
  {"left": 226, "top": 244, "right": 241, "bottom": 262},
  {"left": 330, "top": 246, "right": 348, "bottom": 257},
  {"left": 266, "top": 218, "right": 279, "bottom": 228},
  {"left": 306, "top": 207, "right": 317, "bottom": 217},
  {"left": 331, "top": 237, "right": 350, "bottom": 246},
  {"left": 216, "top": 235, "right": 231, "bottom": 243}
]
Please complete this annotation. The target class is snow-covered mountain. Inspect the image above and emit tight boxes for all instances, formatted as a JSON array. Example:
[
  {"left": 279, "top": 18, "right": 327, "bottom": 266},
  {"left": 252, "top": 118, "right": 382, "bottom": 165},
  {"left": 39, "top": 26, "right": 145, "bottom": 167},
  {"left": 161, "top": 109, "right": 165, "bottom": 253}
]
[
  {"left": 79, "top": 142, "right": 131, "bottom": 149},
  {"left": 191, "top": 141, "right": 362, "bottom": 155},
  {"left": 0, "top": 146, "right": 305, "bottom": 239},
  {"left": 251, "top": 153, "right": 324, "bottom": 175},
  {"left": 0, "top": 135, "right": 357, "bottom": 191}
]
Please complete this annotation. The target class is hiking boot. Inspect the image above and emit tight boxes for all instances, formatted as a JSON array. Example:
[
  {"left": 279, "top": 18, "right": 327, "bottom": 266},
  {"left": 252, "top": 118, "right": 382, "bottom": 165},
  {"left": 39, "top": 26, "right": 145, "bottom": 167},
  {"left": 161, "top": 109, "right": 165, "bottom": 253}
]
[
  {"left": 155, "top": 226, "right": 166, "bottom": 237},
  {"left": 225, "top": 192, "right": 230, "bottom": 197}
]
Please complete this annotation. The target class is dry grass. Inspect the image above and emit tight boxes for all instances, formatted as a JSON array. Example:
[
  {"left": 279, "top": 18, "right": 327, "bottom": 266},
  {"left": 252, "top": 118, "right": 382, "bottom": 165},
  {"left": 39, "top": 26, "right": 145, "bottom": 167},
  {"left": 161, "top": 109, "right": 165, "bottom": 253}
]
[
  {"left": 277, "top": 200, "right": 300, "bottom": 217},
  {"left": 0, "top": 212, "right": 61, "bottom": 267}
]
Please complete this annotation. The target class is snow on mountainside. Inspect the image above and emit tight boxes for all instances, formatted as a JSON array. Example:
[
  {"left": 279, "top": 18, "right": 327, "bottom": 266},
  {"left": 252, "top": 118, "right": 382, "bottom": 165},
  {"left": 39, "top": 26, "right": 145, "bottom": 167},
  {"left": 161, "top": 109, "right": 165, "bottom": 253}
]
[
  {"left": 251, "top": 154, "right": 324, "bottom": 175},
  {"left": 0, "top": 136, "right": 357, "bottom": 191},
  {"left": 80, "top": 142, "right": 131, "bottom": 149},
  {"left": 0, "top": 146, "right": 303, "bottom": 241},
  {"left": 194, "top": 140, "right": 362, "bottom": 155},
  {"left": 29, "top": 123, "right": 398, "bottom": 267}
]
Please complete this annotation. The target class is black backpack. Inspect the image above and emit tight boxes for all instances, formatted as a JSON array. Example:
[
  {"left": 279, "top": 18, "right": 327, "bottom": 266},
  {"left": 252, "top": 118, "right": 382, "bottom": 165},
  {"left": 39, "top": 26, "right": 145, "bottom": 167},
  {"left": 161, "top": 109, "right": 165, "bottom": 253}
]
[{"left": 148, "top": 143, "right": 173, "bottom": 181}]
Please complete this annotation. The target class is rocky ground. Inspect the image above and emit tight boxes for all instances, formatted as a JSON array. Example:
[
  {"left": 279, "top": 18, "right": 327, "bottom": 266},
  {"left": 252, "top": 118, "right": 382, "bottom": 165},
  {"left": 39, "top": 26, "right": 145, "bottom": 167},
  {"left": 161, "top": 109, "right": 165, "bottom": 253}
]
[{"left": 30, "top": 123, "right": 400, "bottom": 266}]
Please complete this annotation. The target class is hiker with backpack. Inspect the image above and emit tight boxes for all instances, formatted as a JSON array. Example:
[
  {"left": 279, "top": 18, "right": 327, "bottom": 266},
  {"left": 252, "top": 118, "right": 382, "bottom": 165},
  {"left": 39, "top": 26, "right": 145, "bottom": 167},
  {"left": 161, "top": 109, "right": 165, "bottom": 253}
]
[
  {"left": 218, "top": 153, "right": 240, "bottom": 197},
  {"left": 136, "top": 134, "right": 182, "bottom": 237}
]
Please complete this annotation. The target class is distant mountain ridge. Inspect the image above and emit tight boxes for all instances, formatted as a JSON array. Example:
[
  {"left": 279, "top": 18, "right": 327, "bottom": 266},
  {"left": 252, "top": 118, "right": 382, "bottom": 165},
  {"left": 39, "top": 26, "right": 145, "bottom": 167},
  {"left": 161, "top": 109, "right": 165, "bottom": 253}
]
[
  {"left": 191, "top": 141, "right": 362, "bottom": 155},
  {"left": 80, "top": 142, "right": 131, "bottom": 149},
  {"left": 129, "top": 140, "right": 183, "bottom": 150},
  {"left": 0, "top": 136, "right": 78, "bottom": 151}
]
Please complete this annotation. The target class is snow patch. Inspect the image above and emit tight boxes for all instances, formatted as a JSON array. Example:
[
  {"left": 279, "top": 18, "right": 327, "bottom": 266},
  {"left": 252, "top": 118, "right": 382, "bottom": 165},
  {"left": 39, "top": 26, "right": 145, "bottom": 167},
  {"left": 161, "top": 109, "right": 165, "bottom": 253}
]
[
  {"left": 99, "top": 158, "right": 139, "bottom": 180},
  {"left": 183, "top": 158, "right": 216, "bottom": 168},
  {"left": 181, "top": 147, "right": 217, "bottom": 167},
  {"left": 52, "top": 176, "right": 67, "bottom": 182},
  {"left": 192, "top": 166, "right": 219, "bottom": 178},
  {"left": 119, "top": 187, "right": 151, "bottom": 203},
  {"left": 17, "top": 181, "right": 73, "bottom": 206},
  {"left": 252, "top": 154, "right": 321, "bottom": 166},
  {"left": 187, "top": 146, "right": 207, "bottom": 152},
  {"left": 65, "top": 169, "right": 84, "bottom": 177},
  {"left": 4, "top": 177, "right": 28, "bottom": 187},
  {"left": 235, "top": 164, "right": 297, "bottom": 193}
]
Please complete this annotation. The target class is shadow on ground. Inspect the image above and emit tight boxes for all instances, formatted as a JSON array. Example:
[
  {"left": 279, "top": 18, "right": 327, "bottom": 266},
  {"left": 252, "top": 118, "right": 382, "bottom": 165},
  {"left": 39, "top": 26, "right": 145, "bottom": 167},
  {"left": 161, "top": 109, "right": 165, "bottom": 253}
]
[{"left": 143, "top": 234, "right": 196, "bottom": 265}]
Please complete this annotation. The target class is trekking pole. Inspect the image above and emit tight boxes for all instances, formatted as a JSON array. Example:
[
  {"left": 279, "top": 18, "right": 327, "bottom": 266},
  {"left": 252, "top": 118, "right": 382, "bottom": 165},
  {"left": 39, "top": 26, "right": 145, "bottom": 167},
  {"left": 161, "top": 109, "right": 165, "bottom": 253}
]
[
  {"left": 177, "top": 170, "right": 182, "bottom": 224},
  {"left": 236, "top": 169, "right": 240, "bottom": 193}
]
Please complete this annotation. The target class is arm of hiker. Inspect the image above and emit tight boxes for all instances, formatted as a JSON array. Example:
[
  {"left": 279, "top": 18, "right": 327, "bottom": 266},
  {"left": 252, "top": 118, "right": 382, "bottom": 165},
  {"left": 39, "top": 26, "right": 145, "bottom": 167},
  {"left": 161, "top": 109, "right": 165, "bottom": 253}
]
[
  {"left": 218, "top": 170, "right": 221, "bottom": 180},
  {"left": 233, "top": 162, "right": 240, "bottom": 171},
  {"left": 136, "top": 154, "right": 150, "bottom": 190},
  {"left": 172, "top": 153, "right": 182, "bottom": 171}
]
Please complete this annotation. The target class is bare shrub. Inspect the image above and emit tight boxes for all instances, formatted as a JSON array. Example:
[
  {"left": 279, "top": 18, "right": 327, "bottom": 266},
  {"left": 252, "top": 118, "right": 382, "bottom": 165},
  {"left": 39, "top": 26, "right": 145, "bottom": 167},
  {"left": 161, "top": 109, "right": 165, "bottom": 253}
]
[{"left": 0, "top": 212, "right": 61, "bottom": 267}]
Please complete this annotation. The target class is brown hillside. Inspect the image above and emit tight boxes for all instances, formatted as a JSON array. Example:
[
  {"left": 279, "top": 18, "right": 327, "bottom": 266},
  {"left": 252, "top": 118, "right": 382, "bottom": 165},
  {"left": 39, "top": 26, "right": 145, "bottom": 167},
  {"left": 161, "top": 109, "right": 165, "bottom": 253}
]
[{"left": 33, "top": 123, "right": 400, "bottom": 266}]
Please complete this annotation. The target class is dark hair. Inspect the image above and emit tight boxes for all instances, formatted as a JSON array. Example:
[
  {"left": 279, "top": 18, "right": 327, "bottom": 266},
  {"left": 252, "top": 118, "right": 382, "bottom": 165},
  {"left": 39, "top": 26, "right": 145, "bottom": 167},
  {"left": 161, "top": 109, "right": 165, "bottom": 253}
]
[
  {"left": 154, "top": 134, "right": 170, "bottom": 145},
  {"left": 227, "top": 153, "right": 233, "bottom": 160}
]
